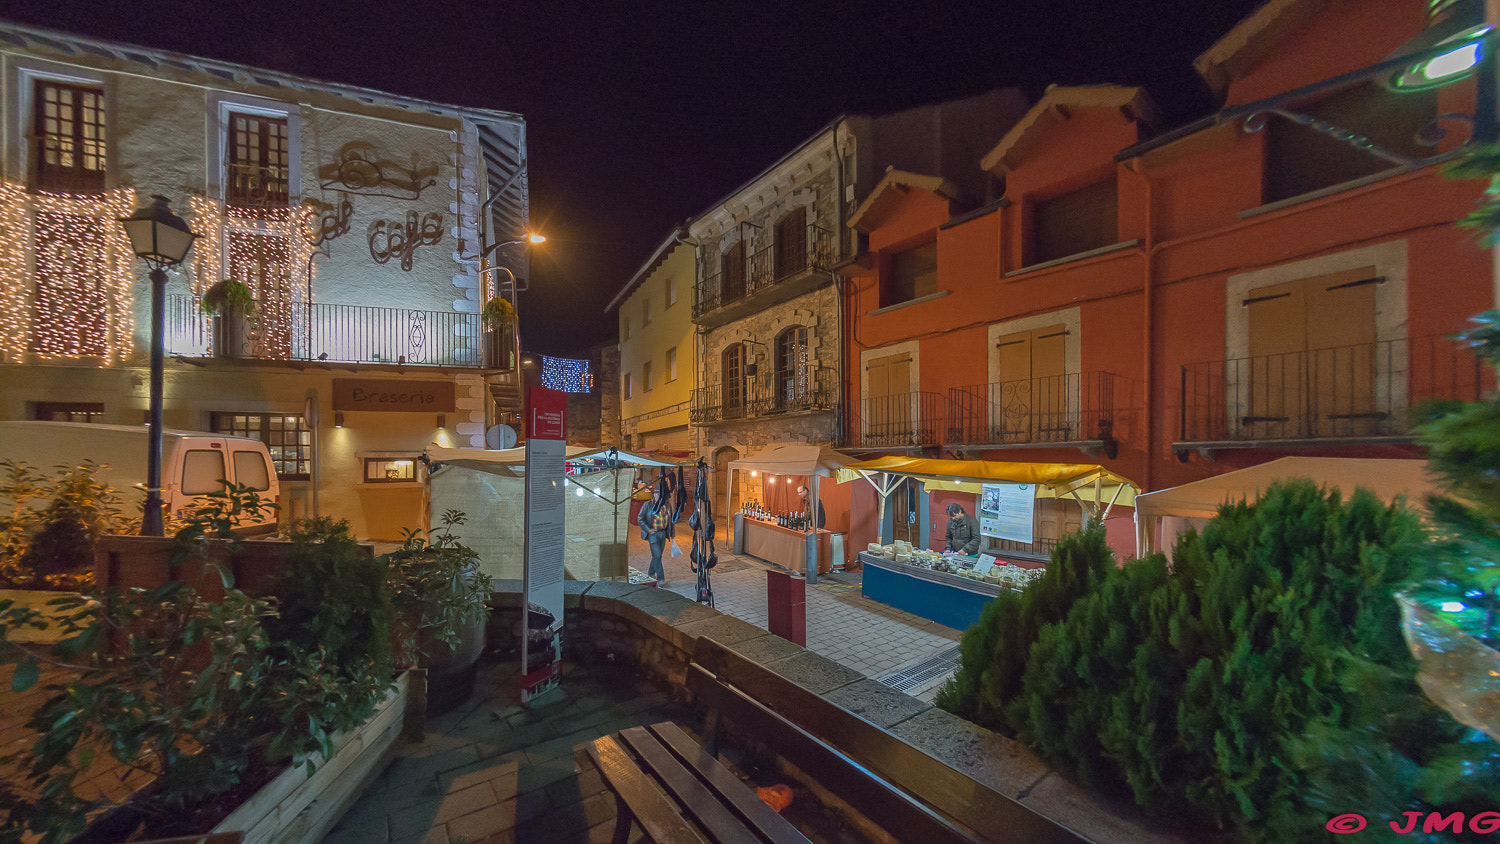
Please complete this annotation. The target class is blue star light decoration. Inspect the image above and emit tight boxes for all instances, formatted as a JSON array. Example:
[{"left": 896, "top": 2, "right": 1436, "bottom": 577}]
[{"left": 539, "top": 354, "right": 592, "bottom": 394}]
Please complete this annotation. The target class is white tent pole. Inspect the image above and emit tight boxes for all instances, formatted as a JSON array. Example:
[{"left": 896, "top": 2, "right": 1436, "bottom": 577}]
[
  {"left": 1102, "top": 483, "right": 1125, "bottom": 521},
  {"left": 726, "top": 466, "right": 734, "bottom": 547},
  {"left": 808, "top": 472, "right": 821, "bottom": 585}
]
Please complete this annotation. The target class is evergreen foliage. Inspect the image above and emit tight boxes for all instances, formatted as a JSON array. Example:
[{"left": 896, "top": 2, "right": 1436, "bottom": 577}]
[{"left": 939, "top": 483, "right": 1500, "bottom": 841}]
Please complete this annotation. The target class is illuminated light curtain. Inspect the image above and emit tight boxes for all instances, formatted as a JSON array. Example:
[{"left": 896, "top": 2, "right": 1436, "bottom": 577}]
[
  {"left": 20, "top": 187, "right": 136, "bottom": 363},
  {"left": 228, "top": 230, "right": 293, "bottom": 359},
  {"left": 0, "top": 181, "right": 30, "bottom": 363},
  {"left": 190, "top": 198, "right": 315, "bottom": 361},
  {"left": 539, "top": 354, "right": 591, "bottom": 393}
]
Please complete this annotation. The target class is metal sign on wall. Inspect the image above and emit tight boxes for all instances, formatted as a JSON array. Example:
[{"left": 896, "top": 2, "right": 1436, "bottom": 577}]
[
  {"left": 331, "top": 378, "right": 455, "bottom": 412},
  {"left": 521, "top": 386, "right": 567, "bottom": 705}
]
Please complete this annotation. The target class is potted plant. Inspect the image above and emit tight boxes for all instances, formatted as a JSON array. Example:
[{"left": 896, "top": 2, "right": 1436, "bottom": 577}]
[
  {"left": 200, "top": 278, "right": 256, "bottom": 359},
  {"left": 385, "top": 509, "right": 493, "bottom": 715},
  {"left": 480, "top": 295, "right": 516, "bottom": 369}
]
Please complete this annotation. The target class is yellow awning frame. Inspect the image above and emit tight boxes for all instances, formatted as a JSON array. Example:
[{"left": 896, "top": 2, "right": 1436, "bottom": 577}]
[{"left": 836, "top": 456, "right": 1139, "bottom": 519}]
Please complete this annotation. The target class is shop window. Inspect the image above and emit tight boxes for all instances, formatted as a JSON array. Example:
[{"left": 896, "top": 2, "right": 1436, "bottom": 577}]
[
  {"left": 775, "top": 207, "right": 807, "bottom": 278},
  {"left": 226, "top": 111, "right": 290, "bottom": 209},
  {"left": 1030, "top": 179, "right": 1117, "bottom": 265},
  {"left": 882, "top": 242, "right": 937, "bottom": 307},
  {"left": 181, "top": 450, "right": 226, "bottom": 495},
  {"left": 31, "top": 401, "right": 103, "bottom": 422},
  {"left": 667, "top": 347, "right": 678, "bottom": 382},
  {"left": 211, "top": 412, "right": 310, "bottom": 479},
  {"left": 774, "top": 326, "right": 809, "bottom": 408},
  {"left": 34, "top": 79, "right": 106, "bottom": 194},
  {"left": 1263, "top": 85, "right": 1434, "bottom": 204},
  {"left": 364, "top": 457, "right": 418, "bottom": 483}
]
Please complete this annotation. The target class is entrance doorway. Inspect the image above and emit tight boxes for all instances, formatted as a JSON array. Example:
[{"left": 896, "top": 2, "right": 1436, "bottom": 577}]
[{"left": 712, "top": 446, "right": 741, "bottom": 516}]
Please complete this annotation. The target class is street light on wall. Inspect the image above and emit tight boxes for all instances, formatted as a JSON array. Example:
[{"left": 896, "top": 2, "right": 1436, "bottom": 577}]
[
  {"left": 118, "top": 195, "right": 198, "bottom": 536},
  {"left": 1385, "top": 0, "right": 1490, "bottom": 91}
]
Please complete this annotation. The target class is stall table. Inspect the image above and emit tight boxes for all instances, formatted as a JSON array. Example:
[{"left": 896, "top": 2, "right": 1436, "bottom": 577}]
[
  {"left": 738, "top": 516, "right": 832, "bottom": 575},
  {"left": 858, "top": 551, "right": 1024, "bottom": 631}
]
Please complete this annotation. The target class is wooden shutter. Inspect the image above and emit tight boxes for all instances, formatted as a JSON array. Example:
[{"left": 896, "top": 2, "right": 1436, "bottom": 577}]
[
  {"left": 994, "top": 325, "right": 1067, "bottom": 439},
  {"left": 1306, "top": 267, "right": 1378, "bottom": 433},
  {"left": 775, "top": 208, "right": 807, "bottom": 278},
  {"left": 722, "top": 242, "right": 746, "bottom": 301},
  {"left": 867, "top": 352, "right": 911, "bottom": 437},
  {"left": 1035, "top": 498, "right": 1084, "bottom": 542},
  {"left": 1032, "top": 180, "right": 1118, "bottom": 264}
]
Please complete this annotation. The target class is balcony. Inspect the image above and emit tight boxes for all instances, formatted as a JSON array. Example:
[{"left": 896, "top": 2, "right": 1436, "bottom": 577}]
[
  {"left": 841, "top": 392, "right": 949, "bottom": 451},
  {"left": 165, "top": 294, "right": 483, "bottom": 368},
  {"left": 691, "top": 364, "right": 837, "bottom": 426},
  {"left": 1174, "top": 335, "right": 1481, "bottom": 459},
  {"left": 693, "top": 224, "right": 836, "bottom": 327},
  {"left": 948, "top": 372, "right": 1119, "bottom": 458}
]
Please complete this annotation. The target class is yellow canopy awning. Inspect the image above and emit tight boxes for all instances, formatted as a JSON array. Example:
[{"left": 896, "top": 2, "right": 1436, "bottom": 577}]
[{"left": 836, "top": 456, "right": 1139, "bottom": 508}]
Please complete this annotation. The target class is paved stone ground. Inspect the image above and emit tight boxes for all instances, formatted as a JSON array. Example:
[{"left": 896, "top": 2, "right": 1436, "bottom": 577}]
[{"left": 625, "top": 522, "right": 961, "bottom": 698}]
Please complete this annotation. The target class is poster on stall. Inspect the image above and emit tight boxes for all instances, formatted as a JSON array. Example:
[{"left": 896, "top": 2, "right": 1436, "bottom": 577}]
[
  {"left": 979, "top": 482, "right": 1036, "bottom": 544},
  {"left": 522, "top": 387, "right": 567, "bottom": 704}
]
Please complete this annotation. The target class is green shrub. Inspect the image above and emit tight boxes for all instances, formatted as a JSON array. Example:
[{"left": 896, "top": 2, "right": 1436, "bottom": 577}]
[
  {"left": 0, "top": 460, "right": 129, "bottom": 590},
  {"left": 935, "top": 523, "right": 1115, "bottom": 731},
  {"left": 1001, "top": 480, "right": 1500, "bottom": 841}
]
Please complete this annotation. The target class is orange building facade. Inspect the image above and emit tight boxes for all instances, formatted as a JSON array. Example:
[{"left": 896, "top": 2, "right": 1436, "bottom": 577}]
[{"left": 838, "top": 0, "right": 1494, "bottom": 559}]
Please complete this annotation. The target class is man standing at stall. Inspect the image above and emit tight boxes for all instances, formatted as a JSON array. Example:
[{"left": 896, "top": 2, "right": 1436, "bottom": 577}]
[
  {"left": 796, "top": 483, "right": 825, "bottom": 530},
  {"left": 945, "top": 503, "right": 981, "bottom": 555}
]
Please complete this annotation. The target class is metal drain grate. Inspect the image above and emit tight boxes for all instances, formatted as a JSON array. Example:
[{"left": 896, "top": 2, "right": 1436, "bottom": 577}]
[{"left": 877, "top": 646, "right": 961, "bottom": 693}]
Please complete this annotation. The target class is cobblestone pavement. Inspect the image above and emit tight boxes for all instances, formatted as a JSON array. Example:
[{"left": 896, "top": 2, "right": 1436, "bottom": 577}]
[{"left": 625, "top": 521, "right": 962, "bottom": 698}]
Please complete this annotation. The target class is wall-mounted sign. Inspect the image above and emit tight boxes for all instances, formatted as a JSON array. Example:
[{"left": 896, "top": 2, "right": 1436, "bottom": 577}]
[
  {"left": 332, "top": 378, "right": 455, "bottom": 412},
  {"left": 979, "top": 482, "right": 1037, "bottom": 544}
]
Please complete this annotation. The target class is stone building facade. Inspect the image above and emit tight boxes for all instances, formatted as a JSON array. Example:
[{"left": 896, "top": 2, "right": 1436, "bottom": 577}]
[{"left": 0, "top": 21, "right": 528, "bottom": 539}]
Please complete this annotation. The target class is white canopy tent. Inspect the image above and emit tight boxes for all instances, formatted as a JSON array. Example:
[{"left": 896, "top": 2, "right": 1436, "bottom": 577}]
[
  {"left": 423, "top": 445, "right": 697, "bottom": 582},
  {"left": 725, "top": 444, "right": 857, "bottom": 584},
  {"left": 1134, "top": 457, "right": 1440, "bottom": 557}
]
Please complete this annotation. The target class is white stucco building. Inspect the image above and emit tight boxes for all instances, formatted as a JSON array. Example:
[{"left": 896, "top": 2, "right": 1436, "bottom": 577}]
[{"left": 0, "top": 21, "right": 530, "bottom": 539}]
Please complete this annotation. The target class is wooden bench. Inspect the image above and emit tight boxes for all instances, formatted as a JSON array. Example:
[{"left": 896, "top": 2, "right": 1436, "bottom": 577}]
[
  {"left": 586, "top": 722, "right": 810, "bottom": 843},
  {"left": 588, "top": 638, "right": 1088, "bottom": 843}
]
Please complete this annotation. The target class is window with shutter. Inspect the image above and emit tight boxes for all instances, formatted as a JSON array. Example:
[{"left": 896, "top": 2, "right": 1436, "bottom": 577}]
[
  {"left": 723, "top": 344, "right": 746, "bottom": 416},
  {"left": 775, "top": 207, "right": 808, "bottom": 278},
  {"left": 993, "top": 324, "right": 1071, "bottom": 442},
  {"left": 226, "top": 111, "right": 290, "bottom": 209},
  {"left": 865, "top": 351, "right": 913, "bottom": 439},
  {"left": 722, "top": 242, "right": 746, "bottom": 302},
  {"left": 1263, "top": 85, "right": 1433, "bottom": 203},
  {"left": 1030, "top": 180, "right": 1118, "bottom": 265},
  {"left": 34, "top": 80, "right": 106, "bottom": 194},
  {"left": 882, "top": 242, "right": 938, "bottom": 307},
  {"left": 774, "top": 326, "right": 809, "bottom": 408}
]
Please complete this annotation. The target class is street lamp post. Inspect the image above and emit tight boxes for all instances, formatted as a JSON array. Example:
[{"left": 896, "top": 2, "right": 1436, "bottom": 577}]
[{"left": 119, "top": 196, "right": 198, "bottom": 536}]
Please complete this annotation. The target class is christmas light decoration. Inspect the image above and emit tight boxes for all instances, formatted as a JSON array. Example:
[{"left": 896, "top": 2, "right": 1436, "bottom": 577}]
[
  {"left": 0, "top": 182, "right": 137, "bottom": 364},
  {"left": 539, "top": 353, "right": 592, "bottom": 393}
]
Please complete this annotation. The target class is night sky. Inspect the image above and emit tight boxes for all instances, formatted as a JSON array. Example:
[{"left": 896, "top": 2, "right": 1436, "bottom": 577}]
[{"left": 5, "top": 0, "right": 1265, "bottom": 356}]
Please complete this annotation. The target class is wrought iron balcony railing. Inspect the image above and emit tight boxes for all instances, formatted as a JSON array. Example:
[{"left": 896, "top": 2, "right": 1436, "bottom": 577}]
[
  {"left": 165, "top": 294, "right": 483, "bottom": 367},
  {"left": 984, "top": 535, "right": 1059, "bottom": 561},
  {"left": 1177, "top": 335, "right": 1481, "bottom": 445},
  {"left": 693, "top": 224, "right": 835, "bottom": 318},
  {"left": 842, "top": 391, "right": 948, "bottom": 449},
  {"left": 691, "top": 364, "right": 838, "bottom": 425},
  {"left": 225, "top": 162, "right": 291, "bottom": 209},
  {"left": 948, "top": 372, "right": 1117, "bottom": 446}
]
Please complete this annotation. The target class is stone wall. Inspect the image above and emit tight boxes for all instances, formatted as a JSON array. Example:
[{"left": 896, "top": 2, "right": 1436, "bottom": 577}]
[{"left": 597, "top": 343, "right": 622, "bottom": 447}]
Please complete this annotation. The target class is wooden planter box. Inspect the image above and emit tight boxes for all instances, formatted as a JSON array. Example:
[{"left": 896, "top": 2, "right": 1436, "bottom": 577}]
[
  {"left": 207, "top": 669, "right": 420, "bottom": 844},
  {"left": 0, "top": 588, "right": 82, "bottom": 643},
  {"left": 95, "top": 536, "right": 372, "bottom": 600}
]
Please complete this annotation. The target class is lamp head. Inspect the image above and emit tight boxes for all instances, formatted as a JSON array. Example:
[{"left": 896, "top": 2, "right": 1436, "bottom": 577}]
[
  {"left": 119, "top": 195, "right": 197, "bottom": 269},
  {"left": 526, "top": 233, "right": 546, "bottom": 244},
  {"left": 1386, "top": 0, "right": 1491, "bottom": 92}
]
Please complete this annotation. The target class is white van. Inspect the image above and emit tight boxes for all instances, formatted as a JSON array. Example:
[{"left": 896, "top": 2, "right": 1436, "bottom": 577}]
[{"left": 0, "top": 421, "right": 280, "bottom": 532}]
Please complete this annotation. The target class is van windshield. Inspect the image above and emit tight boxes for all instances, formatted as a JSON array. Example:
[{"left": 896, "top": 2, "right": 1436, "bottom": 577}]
[
  {"left": 182, "top": 449, "right": 227, "bottom": 495},
  {"left": 233, "top": 450, "right": 271, "bottom": 491}
]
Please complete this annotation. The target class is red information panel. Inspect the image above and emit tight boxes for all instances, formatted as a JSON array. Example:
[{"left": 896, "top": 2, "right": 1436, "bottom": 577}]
[{"left": 528, "top": 387, "right": 566, "bottom": 440}]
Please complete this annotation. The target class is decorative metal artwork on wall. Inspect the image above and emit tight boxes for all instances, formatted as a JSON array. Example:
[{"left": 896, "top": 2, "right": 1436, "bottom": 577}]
[
  {"left": 304, "top": 194, "right": 354, "bottom": 247},
  {"left": 369, "top": 211, "right": 444, "bottom": 271},
  {"left": 318, "top": 142, "right": 439, "bottom": 200}
]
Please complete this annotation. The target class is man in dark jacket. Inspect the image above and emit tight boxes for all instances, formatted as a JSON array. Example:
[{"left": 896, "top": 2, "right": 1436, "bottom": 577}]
[
  {"left": 637, "top": 483, "right": 671, "bottom": 586},
  {"left": 944, "top": 503, "right": 982, "bottom": 555}
]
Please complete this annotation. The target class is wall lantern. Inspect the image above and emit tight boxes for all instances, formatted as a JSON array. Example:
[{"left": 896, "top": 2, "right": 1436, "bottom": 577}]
[
  {"left": 437, "top": 413, "right": 447, "bottom": 429},
  {"left": 1386, "top": 0, "right": 1491, "bottom": 91},
  {"left": 335, "top": 411, "right": 346, "bottom": 428}
]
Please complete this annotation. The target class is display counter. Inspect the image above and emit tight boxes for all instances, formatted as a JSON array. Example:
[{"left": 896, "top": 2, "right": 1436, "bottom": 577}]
[
  {"left": 738, "top": 516, "right": 833, "bottom": 575},
  {"left": 858, "top": 551, "right": 1021, "bottom": 631}
]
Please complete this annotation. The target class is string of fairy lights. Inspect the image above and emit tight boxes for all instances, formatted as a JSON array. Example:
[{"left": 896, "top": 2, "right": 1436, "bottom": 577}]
[
  {"left": 0, "top": 182, "right": 137, "bottom": 364},
  {"left": 539, "top": 353, "right": 593, "bottom": 394}
]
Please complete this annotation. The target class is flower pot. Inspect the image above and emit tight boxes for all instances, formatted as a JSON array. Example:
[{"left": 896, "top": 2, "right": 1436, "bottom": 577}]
[{"left": 418, "top": 609, "right": 487, "bottom": 716}]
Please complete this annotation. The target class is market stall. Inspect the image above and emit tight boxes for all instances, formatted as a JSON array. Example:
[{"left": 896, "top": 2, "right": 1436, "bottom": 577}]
[
  {"left": 838, "top": 456, "right": 1138, "bottom": 630},
  {"left": 424, "top": 445, "right": 696, "bottom": 582},
  {"left": 1134, "top": 457, "right": 1437, "bottom": 557},
  {"left": 725, "top": 444, "right": 855, "bottom": 583}
]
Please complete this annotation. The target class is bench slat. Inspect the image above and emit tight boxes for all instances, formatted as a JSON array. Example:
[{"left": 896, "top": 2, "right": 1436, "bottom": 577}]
[
  {"left": 693, "top": 638, "right": 1087, "bottom": 844},
  {"left": 648, "top": 722, "right": 813, "bottom": 844},
  {"left": 587, "top": 734, "right": 709, "bottom": 844},
  {"left": 617, "top": 726, "right": 772, "bottom": 844},
  {"left": 687, "top": 664, "right": 980, "bottom": 844}
]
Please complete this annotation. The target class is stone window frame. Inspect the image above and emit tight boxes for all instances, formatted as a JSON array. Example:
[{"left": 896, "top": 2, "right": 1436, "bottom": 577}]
[
  {"left": 207, "top": 91, "right": 302, "bottom": 207},
  {"left": 8, "top": 58, "right": 112, "bottom": 192}
]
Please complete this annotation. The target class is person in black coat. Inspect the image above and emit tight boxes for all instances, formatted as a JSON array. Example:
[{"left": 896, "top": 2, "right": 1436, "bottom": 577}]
[{"left": 944, "top": 503, "right": 982, "bottom": 555}]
